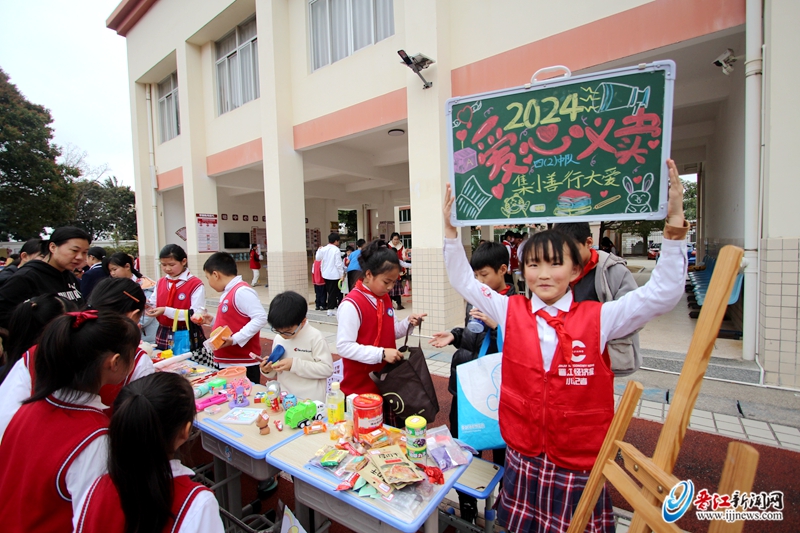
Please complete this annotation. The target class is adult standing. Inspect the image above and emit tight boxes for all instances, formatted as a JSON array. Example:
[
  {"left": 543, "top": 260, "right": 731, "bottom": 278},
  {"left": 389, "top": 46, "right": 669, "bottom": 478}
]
[
  {"left": 315, "top": 233, "right": 344, "bottom": 317},
  {"left": 346, "top": 239, "right": 366, "bottom": 292},
  {"left": 0, "top": 240, "right": 42, "bottom": 287},
  {"left": 388, "top": 233, "right": 406, "bottom": 310},
  {"left": 79, "top": 247, "right": 108, "bottom": 302},
  {"left": 249, "top": 244, "right": 261, "bottom": 287},
  {"left": 0, "top": 227, "right": 89, "bottom": 329}
]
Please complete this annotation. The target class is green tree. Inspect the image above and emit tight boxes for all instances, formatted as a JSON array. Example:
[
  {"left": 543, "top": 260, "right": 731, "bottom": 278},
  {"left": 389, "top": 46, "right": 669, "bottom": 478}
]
[
  {"left": 617, "top": 219, "right": 664, "bottom": 251},
  {"left": 682, "top": 178, "right": 697, "bottom": 221},
  {"left": 0, "top": 68, "right": 76, "bottom": 239},
  {"left": 338, "top": 209, "right": 357, "bottom": 237},
  {"left": 68, "top": 176, "right": 137, "bottom": 240}
]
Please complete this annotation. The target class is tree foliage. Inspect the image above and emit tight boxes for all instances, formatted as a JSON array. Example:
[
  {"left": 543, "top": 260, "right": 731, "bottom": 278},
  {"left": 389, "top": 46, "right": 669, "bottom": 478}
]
[
  {"left": 338, "top": 209, "right": 357, "bottom": 237},
  {"left": 682, "top": 178, "right": 697, "bottom": 221},
  {"left": 67, "top": 176, "right": 137, "bottom": 241},
  {"left": 0, "top": 68, "right": 76, "bottom": 240}
]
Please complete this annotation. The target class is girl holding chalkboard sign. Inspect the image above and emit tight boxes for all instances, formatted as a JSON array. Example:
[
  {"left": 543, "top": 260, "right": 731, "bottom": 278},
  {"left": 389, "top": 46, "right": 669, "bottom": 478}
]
[{"left": 442, "top": 160, "right": 688, "bottom": 532}]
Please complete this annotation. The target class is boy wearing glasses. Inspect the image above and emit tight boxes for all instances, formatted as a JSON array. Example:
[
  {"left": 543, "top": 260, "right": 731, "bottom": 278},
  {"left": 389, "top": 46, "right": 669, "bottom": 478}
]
[
  {"left": 260, "top": 290, "right": 333, "bottom": 403},
  {"left": 202, "top": 252, "right": 268, "bottom": 384}
]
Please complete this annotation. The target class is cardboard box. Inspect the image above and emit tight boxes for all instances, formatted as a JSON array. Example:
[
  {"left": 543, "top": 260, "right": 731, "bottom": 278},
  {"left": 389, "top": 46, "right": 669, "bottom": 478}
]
[{"left": 209, "top": 325, "right": 232, "bottom": 350}]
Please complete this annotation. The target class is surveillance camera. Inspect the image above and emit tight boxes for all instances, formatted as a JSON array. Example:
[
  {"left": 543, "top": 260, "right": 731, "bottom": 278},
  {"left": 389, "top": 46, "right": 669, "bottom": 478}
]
[
  {"left": 721, "top": 62, "right": 734, "bottom": 75},
  {"left": 713, "top": 48, "right": 735, "bottom": 67}
]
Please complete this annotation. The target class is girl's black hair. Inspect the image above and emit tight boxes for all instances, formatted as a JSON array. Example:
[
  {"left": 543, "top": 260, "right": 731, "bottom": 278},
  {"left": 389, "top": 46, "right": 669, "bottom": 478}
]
[
  {"left": 158, "top": 244, "right": 188, "bottom": 262},
  {"left": 0, "top": 295, "right": 77, "bottom": 385},
  {"left": 360, "top": 240, "right": 400, "bottom": 277},
  {"left": 520, "top": 230, "right": 584, "bottom": 272},
  {"left": 390, "top": 232, "right": 400, "bottom": 240},
  {"left": 26, "top": 311, "right": 140, "bottom": 404},
  {"left": 44, "top": 227, "right": 91, "bottom": 256},
  {"left": 109, "top": 373, "right": 196, "bottom": 533},
  {"left": 88, "top": 278, "right": 146, "bottom": 316},
  {"left": 105, "top": 252, "right": 143, "bottom": 279}
]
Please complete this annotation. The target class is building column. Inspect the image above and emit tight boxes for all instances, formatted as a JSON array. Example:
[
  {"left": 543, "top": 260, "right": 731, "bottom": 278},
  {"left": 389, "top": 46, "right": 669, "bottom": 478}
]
[
  {"left": 256, "top": 0, "right": 308, "bottom": 296},
  {"left": 130, "top": 81, "right": 160, "bottom": 279},
  {"left": 176, "top": 42, "right": 218, "bottom": 280},
  {"left": 405, "top": 0, "right": 461, "bottom": 332}
]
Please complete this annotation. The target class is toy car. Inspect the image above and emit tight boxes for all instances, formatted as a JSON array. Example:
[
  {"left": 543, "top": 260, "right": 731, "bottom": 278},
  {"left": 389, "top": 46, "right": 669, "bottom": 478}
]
[{"left": 284, "top": 400, "right": 325, "bottom": 429}]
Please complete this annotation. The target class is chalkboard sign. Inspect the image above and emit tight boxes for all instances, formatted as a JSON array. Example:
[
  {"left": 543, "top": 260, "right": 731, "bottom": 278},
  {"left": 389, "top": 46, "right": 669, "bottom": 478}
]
[{"left": 446, "top": 61, "right": 675, "bottom": 226}]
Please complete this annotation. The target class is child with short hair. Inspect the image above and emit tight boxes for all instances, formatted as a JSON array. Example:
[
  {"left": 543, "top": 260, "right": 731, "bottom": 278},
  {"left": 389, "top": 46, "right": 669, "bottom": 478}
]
[
  {"left": 0, "top": 311, "right": 141, "bottom": 533},
  {"left": 312, "top": 251, "right": 326, "bottom": 311},
  {"left": 430, "top": 241, "right": 514, "bottom": 523},
  {"left": 74, "top": 372, "right": 224, "bottom": 533},
  {"left": 200, "top": 252, "right": 268, "bottom": 384},
  {"left": 442, "top": 160, "right": 688, "bottom": 532},
  {"left": 259, "top": 291, "right": 333, "bottom": 403},
  {"left": 145, "top": 244, "right": 206, "bottom": 350}
]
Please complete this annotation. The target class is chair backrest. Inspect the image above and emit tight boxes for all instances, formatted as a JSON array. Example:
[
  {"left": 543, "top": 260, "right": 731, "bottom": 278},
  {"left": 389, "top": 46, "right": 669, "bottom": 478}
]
[{"left": 567, "top": 245, "right": 759, "bottom": 533}]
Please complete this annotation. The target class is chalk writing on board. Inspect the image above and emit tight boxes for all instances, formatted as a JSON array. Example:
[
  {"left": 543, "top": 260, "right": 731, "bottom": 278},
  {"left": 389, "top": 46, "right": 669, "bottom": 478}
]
[{"left": 447, "top": 64, "right": 674, "bottom": 224}]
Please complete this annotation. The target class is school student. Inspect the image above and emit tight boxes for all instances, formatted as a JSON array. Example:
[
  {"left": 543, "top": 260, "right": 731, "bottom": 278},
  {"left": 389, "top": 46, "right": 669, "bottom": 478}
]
[
  {"left": 79, "top": 247, "right": 109, "bottom": 301},
  {"left": 145, "top": 244, "right": 206, "bottom": 351},
  {"left": 0, "top": 311, "right": 141, "bottom": 533},
  {"left": 107, "top": 252, "right": 158, "bottom": 343},
  {"left": 346, "top": 238, "right": 366, "bottom": 292},
  {"left": 441, "top": 160, "right": 688, "bottom": 532},
  {"left": 0, "top": 238, "right": 43, "bottom": 287},
  {"left": 199, "top": 252, "right": 268, "bottom": 384},
  {"left": 315, "top": 233, "right": 345, "bottom": 316},
  {"left": 260, "top": 291, "right": 333, "bottom": 403},
  {"left": 0, "top": 227, "right": 90, "bottom": 329},
  {"left": 249, "top": 243, "right": 261, "bottom": 287},
  {"left": 0, "top": 295, "right": 77, "bottom": 439},
  {"left": 74, "top": 372, "right": 224, "bottom": 533},
  {"left": 312, "top": 253, "right": 327, "bottom": 311},
  {"left": 336, "top": 241, "right": 426, "bottom": 397}
]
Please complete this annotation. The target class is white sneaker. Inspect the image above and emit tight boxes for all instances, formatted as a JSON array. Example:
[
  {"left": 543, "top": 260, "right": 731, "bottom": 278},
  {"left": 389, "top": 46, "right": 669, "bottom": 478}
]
[{"left": 327, "top": 310, "right": 333, "bottom": 316}]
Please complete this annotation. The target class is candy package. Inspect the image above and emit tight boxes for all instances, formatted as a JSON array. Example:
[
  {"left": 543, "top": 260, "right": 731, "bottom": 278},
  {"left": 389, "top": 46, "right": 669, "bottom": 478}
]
[
  {"left": 426, "top": 425, "right": 468, "bottom": 471},
  {"left": 320, "top": 449, "right": 348, "bottom": 467}
]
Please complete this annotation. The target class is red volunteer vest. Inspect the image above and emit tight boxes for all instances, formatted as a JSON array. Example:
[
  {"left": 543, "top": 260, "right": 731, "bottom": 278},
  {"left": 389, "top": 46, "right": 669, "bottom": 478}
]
[
  {"left": 76, "top": 473, "right": 210, "bottom": 533},
  {"left": 0, "top": 396, "right": 108, "bottom": 533},
  {"left": 156, "top": 275, "right": 203, "bottom": 328},
  {"left": 340, "top": 283, "right": 396, "bottom": 396},
  {"left": 500, "top": 296, "right": 614, "bottom": 471},
  {"left": 22, "top": 346, "right": 36, "bottom": 389},
  {"left": 212, "top": 282, "right": 262, "bottom": 365},
  {"left": 98, "top": 347, "right": 147, "bottom": 411}
]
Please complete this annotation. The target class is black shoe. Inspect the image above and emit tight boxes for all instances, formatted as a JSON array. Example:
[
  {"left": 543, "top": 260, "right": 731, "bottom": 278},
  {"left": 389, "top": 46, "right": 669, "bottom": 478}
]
[
  {"left": 396, "top": 304, "right": 405, "bottom": 310},
  {"left": 257, "top": 478, "right": 279, "bottom": 500}
]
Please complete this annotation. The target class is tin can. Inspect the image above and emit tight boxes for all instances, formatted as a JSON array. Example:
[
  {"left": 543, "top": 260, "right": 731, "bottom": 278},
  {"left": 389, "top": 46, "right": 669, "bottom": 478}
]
[
  {"left": 353, "top": 393, "right": 383, "bottom": 438},
  {"left": 405, "top": 415, "right": 427, "bottom": 459}
]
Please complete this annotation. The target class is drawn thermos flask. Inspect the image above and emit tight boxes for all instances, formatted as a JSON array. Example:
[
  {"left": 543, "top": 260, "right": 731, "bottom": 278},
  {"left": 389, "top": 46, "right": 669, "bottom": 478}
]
[
  {"left": 596, "top": 82, "right": 650, "bottom": 114},
  {"left": 405, "top": 416, "right": 427, "bottom": 459}
]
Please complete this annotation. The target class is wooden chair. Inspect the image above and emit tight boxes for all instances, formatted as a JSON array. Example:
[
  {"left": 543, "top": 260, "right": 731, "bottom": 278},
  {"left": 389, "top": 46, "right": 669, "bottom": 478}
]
[{"left": 567, "top": 245, "right": 759, "bottom": 533}]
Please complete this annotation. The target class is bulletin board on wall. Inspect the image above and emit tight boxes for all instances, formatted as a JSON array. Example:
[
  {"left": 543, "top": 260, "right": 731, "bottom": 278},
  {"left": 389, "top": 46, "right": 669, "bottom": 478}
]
[{"left": 446, "top": 61, "right": 675, "bottom": 226}]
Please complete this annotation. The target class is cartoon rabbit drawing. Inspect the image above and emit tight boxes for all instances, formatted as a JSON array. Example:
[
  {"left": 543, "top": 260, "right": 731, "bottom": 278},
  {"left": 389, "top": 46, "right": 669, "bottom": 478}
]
[{"left": 623, "top": 173, "right": 654, "bottom": 213}]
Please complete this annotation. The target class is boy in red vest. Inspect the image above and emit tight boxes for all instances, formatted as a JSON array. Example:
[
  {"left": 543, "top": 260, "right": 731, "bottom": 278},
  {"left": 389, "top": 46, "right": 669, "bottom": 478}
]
[
  {"left": 200, "top": 252, "right": 268, "bottom": 384},
  {"left": 442, "top": 160, "right": 688, "bottom": 532}
]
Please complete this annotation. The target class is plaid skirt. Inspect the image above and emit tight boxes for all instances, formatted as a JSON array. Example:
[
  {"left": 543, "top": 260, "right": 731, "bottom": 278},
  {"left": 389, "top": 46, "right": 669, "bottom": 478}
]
[
  {"left": 154, "top": 324, "right": 188, "bottom": 351},
  {"left": 497, "top": 448, "right": 615, "bottom": 533}
]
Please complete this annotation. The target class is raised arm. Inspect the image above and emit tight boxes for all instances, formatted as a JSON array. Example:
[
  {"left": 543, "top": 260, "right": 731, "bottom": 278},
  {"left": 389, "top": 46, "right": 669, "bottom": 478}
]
[{"left": 442, "top": 184, "right": 509, "bottom": 330}]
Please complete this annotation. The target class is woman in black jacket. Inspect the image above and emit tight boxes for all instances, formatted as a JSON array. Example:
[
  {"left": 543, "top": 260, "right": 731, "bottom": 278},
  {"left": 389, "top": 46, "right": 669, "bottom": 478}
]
[{"left": 0, "top": 227, "right": 90, "bottom": 329}]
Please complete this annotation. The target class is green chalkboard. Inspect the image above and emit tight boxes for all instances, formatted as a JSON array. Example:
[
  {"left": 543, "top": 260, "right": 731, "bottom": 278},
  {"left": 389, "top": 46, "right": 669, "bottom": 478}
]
[{"left": 446, "top": 61, "right": 675, "bottom": 226}]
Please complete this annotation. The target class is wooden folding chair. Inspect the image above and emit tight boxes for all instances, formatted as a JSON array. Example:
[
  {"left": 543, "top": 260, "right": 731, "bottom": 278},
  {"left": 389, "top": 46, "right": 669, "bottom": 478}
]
[{"left": 567, "top": 245, "right": 759, "bottom": 533}]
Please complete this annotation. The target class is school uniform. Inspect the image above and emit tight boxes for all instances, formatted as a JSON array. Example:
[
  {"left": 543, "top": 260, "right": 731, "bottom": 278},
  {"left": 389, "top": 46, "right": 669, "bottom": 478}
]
[
  {"left": 148, "top": 271, "right": 205, "bottom": 350},
  {"left": 335, "top": 280, "right": 413, "bottom": 397},
  {"left": 211, "top": 276, "right": 268, "bottom": 381},
  {"left": 74, "top": 460, "right": 224, "bottom": 533},
  {"left": 0, "top": 346, "right": 153, "bottom": 442},
  {"left": 0, "top": 390, "right": 109, "bottom": 533},
  {"left": 443, "top": 226, "right": 688, "bottom": 533}
]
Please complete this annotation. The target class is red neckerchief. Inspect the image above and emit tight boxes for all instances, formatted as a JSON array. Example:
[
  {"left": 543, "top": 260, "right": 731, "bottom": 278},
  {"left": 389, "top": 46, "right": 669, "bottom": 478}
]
[
  {"left": 570, "top": 248, "right": 598, "bottom": 287},
  {"left": 166, "top": 279, "right": 178, "bottom": 307},
  {"left": 498, "top": 284, "right": 511, "bottom": 296},
  {"left": 354, "top": 279, "right": 385, "bottom": 346},
  {"left": 535, "top": 308, "right": 573, "bottom": 368}
]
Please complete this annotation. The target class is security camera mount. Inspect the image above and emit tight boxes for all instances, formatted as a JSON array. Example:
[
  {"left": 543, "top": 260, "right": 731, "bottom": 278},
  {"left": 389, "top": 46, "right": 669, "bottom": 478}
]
[
  {"left": 397, "top": 50, "right": 434, "bottom": 89},
  {"left": 712, "top": 48, "right": 741, "bottom": 76}
]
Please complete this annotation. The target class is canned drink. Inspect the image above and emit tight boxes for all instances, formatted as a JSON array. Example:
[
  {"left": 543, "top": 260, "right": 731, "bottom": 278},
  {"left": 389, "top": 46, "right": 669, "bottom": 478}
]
[
  {"left": 352, "top": 394, "right": 383, "bottom": 439},
  {"left": 405, "top": 415, "right": 427, "bottom": 459}
]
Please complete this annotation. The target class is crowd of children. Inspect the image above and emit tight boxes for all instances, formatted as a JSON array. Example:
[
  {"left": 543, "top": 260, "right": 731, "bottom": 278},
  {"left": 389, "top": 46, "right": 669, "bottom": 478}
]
[{"left": 0, "top": 158, "right": 687, "bottom": 533}]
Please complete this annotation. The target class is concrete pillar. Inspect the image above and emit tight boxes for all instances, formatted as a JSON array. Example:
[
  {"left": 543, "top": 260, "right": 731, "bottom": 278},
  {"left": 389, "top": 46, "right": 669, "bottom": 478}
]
[
  {"left": 256, "top": 0, "right": 308, "bottom": 296},
  {"left": 176, "top": 42, "right": 218, "bottom": 279},
  {"left": 405, "top": 0, "right": 461, "bottom": 332},
  {"left": 479, "top": 225, "right": 493, "bottom": 243}
]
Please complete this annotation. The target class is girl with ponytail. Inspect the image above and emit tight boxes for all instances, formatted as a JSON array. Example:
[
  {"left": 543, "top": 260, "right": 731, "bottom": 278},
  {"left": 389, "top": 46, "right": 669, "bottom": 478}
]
[
  {"left": 0, "top": 311, "right": 141, "bottom": 533},
  {"left": 106, "top": 252, "right": 158, "bottom": 343},
  {"left": 75, "top": 372, "right": 223, "bottom": 533}
]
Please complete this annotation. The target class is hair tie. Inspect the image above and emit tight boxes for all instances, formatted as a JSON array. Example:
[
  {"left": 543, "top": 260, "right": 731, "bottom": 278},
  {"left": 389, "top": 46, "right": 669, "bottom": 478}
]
[
  {"left": 123, "top": 291, "right": 140, "bottom": 303},
  {"left": 67, "top": 310, "right": 99, "bottom": 328}
]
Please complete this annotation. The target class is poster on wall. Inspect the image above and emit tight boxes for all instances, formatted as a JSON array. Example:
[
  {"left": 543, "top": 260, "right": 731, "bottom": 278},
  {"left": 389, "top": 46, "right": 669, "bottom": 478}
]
[{"left": 196, "top": 213, "right": 219, "bottom": 253}]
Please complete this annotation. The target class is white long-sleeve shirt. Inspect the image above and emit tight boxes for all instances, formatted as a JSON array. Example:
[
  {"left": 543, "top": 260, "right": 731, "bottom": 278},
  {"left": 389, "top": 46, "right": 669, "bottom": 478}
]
[
  {"left": 73, "top": 460, "right": 224, "bottom": 533},
  {"left": 443, "top": 236, "right": 687, "bottom": 371},
  {"left": 0, "top": 349, "right": 154, "bottom": 443},
  {"left": 260, "top": 323, "right": 333, "bottom": 403},
  {"left": 336, "top": 291, "right": 414, "bottom": 365},
  {"left": 147, "top": 270, "right": 206, "bottom": 320},
  {"left": 214, "top": 276, "right": 268, "bottom": 367},
  {"left": 315, "top": 244, "right": 344, "bottom": 280}
]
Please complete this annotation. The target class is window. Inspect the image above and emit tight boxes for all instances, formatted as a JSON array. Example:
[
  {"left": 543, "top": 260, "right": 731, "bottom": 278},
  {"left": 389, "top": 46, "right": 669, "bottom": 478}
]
[
  {"left": 157, "top": 72, "right": 180, "bottom": 143},
  {"left": 309, "top": 0, "right": 394, "bottom": 71},
  {"left": 215, "top": 17, "right": 259, "bottom": 115},
  {"left": 401, "top": 235, "right": 412, "bottom": 250},
  {"left": 398, "top": 208, "right": 411, "bottom": 222}
]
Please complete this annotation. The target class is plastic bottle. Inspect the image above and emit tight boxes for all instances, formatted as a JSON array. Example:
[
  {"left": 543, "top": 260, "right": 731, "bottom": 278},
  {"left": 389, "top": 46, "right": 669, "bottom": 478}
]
[
  {"left": 326, "top": 382, "right": 345, "bottom": 424},
  {"left": 466, "top": 316, "right": 485, "bottom": 333}
]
